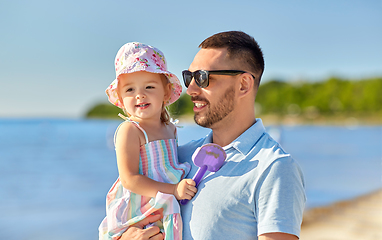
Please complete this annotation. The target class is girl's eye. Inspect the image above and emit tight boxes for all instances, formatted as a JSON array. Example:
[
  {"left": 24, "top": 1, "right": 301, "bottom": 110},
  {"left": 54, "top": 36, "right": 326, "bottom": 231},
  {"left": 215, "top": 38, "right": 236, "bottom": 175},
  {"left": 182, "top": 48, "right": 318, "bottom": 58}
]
[
  {"left": 146, "top": 86, "right": 155, "bottom": 89},
  {"left": 126, "top": 88, "right": 133, "bottom": 92}
]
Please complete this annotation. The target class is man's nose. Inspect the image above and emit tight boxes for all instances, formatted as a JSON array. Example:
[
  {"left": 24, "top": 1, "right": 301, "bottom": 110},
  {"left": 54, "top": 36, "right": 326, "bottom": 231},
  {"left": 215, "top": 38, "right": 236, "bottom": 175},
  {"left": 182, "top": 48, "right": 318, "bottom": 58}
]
[{"left": 186, "top": 78, "right": 201, "bottom": 96}]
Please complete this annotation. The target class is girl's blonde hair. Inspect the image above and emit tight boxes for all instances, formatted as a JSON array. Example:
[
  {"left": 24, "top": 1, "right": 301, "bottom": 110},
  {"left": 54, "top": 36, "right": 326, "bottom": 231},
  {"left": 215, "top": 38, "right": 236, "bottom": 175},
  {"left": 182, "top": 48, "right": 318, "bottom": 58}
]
[{"left": 160, "top": 74, "right": 171, "bottom": 124}]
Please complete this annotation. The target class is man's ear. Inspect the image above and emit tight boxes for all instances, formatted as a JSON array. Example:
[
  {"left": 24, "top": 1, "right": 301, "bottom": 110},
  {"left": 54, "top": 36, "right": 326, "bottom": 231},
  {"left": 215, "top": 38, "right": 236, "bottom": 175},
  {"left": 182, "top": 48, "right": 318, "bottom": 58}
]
[{"left": 238, "top": 73, "right": 254, "bottom": 97}]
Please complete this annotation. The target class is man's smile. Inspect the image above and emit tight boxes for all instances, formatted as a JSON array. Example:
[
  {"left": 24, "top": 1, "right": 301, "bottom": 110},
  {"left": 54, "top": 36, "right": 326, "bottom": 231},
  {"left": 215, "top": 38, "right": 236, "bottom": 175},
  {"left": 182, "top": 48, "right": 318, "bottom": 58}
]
[{"left": 194, "top": 102, "right": 207, "bottom": 109}]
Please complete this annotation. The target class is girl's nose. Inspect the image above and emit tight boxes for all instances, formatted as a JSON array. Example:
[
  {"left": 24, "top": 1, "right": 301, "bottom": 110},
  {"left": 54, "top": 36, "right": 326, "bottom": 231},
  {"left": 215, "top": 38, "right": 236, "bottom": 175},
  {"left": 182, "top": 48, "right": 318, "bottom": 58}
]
[{"left": 135, "top": 90, "right": 146, "bottom": 99}]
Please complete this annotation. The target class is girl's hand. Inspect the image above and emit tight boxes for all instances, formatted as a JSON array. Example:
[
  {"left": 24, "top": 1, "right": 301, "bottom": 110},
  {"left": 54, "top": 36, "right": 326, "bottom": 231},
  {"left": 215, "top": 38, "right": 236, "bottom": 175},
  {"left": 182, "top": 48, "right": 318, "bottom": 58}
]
[{"left": 173, "top": 179, "right": 197, "bottom": 200}]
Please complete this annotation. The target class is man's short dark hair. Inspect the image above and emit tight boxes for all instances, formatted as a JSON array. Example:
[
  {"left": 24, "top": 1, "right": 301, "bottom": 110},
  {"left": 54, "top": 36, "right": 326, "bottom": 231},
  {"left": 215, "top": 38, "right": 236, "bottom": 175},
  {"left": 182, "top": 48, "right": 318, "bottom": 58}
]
[{"left": 199, "top": 31, "right": 265, "bottom": 87}]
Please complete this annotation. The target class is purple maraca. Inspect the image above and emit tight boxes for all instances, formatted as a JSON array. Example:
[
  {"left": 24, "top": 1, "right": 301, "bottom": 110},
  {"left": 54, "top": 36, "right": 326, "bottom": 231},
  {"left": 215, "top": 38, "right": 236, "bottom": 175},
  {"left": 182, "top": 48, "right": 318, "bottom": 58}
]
[{"left": 180, "top": 143, "right": 226, "bottom": 205}]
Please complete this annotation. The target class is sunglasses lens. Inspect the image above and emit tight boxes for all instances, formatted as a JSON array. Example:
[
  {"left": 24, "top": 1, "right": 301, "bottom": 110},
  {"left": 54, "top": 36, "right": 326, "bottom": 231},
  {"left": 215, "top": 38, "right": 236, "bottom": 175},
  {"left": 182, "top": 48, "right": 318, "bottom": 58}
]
[
  {"left": 182, "top": 71, "right": 193, "bottom": 87},
  {"left": 182, "top": 70, "right": 209, "bottom": 88},
  {"left": 195, "top": 71, "right": 208, "bottom": 88}
]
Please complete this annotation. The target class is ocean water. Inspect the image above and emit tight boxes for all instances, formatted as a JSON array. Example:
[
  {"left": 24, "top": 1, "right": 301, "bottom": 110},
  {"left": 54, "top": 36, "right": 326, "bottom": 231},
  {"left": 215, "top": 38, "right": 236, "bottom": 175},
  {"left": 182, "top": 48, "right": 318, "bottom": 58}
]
[{"left": 0, "top": 118, "right": 381, "bottom": 240}]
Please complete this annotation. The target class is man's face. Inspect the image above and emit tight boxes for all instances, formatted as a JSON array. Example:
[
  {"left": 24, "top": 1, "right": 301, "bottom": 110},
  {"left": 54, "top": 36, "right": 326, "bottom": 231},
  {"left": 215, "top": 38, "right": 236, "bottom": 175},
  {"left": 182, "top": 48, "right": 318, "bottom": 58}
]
[{"left": 186, "top": 48, "right": 238, "bottom": 128}]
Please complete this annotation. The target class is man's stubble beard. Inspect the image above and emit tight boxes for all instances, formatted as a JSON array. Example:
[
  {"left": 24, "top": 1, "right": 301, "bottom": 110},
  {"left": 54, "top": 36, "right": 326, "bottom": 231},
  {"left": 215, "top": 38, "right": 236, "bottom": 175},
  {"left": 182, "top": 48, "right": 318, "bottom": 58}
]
[{"left": 193, "top": 87, "right": 235, "bottom": 128}]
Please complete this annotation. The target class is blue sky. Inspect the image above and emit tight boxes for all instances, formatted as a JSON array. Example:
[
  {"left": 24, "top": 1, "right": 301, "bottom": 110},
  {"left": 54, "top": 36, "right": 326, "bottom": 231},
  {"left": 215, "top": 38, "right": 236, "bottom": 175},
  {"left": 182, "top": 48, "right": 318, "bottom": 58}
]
[{"left": 1, "top": 0, "right": 381, "bottom": 118}]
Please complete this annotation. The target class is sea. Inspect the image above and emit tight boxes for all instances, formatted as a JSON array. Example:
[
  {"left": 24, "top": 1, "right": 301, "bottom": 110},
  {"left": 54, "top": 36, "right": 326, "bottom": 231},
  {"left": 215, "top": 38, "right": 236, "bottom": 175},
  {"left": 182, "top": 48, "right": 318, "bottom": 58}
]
[{"left": 0, "top": 118, "right": 381, "bottom": 240}]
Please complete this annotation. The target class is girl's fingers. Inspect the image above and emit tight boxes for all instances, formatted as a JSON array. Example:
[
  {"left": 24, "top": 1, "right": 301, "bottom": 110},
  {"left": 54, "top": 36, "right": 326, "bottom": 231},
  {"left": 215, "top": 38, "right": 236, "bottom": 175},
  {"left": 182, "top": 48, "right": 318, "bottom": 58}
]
[
  {"left": 188, "top": 185, "right": 198, "bottom": 193},
  {"left": 184, "top": 189, "right": 197, "bottom": 199}
]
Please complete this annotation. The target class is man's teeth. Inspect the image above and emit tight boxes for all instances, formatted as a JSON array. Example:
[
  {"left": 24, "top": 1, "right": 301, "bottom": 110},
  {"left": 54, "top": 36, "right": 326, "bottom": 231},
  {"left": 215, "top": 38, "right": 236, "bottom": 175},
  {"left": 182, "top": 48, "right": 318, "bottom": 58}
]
[{"left": 195, "top": 103, "right": 206, "bottom": 108}]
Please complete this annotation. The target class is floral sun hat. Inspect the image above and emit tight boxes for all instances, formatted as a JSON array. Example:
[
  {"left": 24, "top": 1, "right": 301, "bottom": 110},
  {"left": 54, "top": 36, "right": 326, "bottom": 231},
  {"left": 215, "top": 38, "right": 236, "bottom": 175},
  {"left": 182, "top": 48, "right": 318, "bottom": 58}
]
[{"left": 106, "top": 42, "right": 182, "bottom": 108}]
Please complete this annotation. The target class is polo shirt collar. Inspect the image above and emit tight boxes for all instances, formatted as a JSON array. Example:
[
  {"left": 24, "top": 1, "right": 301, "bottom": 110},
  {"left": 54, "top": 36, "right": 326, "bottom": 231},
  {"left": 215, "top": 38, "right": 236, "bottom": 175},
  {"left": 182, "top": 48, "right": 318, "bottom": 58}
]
[{"left": 203, "top": 119, "right": 266, "bottom": 156}]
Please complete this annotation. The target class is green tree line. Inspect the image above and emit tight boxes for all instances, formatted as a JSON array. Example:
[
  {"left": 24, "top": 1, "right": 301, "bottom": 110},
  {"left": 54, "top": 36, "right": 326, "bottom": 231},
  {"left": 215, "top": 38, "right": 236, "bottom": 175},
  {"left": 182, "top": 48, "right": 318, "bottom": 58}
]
[
  {"left": 256, "top": 77, "right": 382, "bottom": 117},
  {"left": 86, "top": 77, "right": 382, "bottom": 120}
]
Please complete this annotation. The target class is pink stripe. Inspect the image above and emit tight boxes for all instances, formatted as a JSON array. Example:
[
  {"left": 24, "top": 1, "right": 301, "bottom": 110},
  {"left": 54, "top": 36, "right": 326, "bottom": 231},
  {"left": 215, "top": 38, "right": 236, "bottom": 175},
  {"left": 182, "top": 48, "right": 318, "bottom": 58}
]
[
  {"left": 173, "top": 214, "right": 181, "bottom": 240},
  {"left": 140, "top": 145, "right": 148, "bottom": 175}
]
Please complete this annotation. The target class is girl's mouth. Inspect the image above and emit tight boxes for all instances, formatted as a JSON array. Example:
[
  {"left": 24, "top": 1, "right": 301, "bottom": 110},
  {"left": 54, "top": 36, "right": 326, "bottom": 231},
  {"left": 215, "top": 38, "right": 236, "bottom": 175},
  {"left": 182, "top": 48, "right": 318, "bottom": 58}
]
[{"left": 136, "top": 103, "right": 150, "bottom": 109}]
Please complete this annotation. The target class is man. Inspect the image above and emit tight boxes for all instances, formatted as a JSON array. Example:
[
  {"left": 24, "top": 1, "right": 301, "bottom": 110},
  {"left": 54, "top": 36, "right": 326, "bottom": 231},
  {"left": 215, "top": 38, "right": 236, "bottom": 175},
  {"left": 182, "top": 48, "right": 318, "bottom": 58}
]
[{"left": 122, "top": 31, "right": 306, "bottom": 240}]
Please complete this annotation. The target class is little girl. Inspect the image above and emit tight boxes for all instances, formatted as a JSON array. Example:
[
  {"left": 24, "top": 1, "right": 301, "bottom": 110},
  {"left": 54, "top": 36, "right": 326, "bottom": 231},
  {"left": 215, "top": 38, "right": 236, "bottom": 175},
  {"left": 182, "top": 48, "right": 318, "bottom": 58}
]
[{"left": 99, "top": 42, "right": 197, "bottom": 240}]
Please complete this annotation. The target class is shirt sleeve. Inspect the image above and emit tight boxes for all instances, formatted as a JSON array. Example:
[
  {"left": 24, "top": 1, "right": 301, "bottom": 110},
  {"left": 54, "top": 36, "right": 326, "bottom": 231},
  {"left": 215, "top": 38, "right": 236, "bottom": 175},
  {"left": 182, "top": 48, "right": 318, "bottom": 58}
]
[{"left": 255, "top": 156, "right": 306, "bottom": 238}]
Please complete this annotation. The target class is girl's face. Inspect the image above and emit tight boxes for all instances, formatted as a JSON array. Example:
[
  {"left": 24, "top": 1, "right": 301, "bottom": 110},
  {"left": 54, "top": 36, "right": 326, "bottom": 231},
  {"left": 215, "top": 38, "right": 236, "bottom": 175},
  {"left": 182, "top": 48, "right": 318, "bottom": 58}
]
[{"left": 117, "top": 71, "right": 171, "bottom": 121}]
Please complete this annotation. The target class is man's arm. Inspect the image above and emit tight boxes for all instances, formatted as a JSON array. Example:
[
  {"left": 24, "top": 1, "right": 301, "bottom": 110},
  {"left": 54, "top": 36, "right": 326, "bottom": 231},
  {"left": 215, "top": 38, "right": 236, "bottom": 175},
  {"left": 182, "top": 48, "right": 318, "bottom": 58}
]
[
  {"left": 259, "top": 232, "right": 299, "bottom": 240},
  {"left": 120, "top": 213, "right": 164, "bottom": 240},
  {"left": 256, "top": 157, "right": 305, "bottom": 238}
]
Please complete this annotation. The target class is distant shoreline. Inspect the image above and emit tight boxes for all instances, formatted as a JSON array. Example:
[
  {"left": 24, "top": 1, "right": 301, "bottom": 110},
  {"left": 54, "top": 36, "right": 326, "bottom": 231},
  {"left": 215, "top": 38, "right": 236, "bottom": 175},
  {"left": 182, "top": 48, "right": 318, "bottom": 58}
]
[{"left": 175, "top": 114, "right": 382, "bottom": 126}]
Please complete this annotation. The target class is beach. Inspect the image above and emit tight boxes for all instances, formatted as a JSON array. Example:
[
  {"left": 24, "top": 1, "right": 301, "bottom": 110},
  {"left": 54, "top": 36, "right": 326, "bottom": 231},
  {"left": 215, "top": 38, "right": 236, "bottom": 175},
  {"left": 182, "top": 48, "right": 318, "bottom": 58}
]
[{"left": 300, "top": 189, "right": 382, "bottom": 240}]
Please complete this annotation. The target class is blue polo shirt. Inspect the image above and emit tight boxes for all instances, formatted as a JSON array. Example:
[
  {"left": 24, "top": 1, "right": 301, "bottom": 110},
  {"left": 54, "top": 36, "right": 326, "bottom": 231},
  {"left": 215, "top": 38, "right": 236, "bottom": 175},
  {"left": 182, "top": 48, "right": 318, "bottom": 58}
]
[{"left": 178, "top": 119, "right": 306, "bottom": 240}]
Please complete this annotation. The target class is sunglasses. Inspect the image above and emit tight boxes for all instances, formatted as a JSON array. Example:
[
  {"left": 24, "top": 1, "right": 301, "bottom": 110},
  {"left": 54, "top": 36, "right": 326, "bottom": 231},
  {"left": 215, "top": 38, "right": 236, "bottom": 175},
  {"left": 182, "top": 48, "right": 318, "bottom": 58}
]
[{"left": 182, "top": 70, "right": 254, "bottom": 88}]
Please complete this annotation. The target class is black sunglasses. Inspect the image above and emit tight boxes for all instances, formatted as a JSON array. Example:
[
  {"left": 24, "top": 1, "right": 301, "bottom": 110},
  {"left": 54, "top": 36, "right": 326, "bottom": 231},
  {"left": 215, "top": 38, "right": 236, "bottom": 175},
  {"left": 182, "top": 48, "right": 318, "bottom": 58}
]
[{"left": 182, "top": 70, "right": 255, "bottom": 88}]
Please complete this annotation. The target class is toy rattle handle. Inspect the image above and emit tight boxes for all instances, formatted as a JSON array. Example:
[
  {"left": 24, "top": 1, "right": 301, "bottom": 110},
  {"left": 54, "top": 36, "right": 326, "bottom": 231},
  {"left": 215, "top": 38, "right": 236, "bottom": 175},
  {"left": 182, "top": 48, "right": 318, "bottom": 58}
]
[
  {"left": 193, "top": 165, "right": 207, "bottom": 186},
  {"left": 180, "top": 165, "right": 207, "bottom": 205}
]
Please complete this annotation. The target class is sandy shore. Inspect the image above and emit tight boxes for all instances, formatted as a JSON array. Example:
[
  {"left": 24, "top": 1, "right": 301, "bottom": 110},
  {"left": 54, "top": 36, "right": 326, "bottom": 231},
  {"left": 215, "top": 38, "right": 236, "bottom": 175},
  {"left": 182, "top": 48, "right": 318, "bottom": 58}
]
[{"left": 300, "top": 189, "right": 382, "bottom": 240}]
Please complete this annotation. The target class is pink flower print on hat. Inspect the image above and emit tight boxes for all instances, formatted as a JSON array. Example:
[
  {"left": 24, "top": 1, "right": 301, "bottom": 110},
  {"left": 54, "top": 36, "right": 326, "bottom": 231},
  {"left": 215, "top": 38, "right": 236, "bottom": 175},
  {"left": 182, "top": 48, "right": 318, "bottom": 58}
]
[
  {"left": 137, "top": 58, "right": 149, "bottom": 68},
  {"left": 152, "top": 50, "right": 166, "bottom": 71}
]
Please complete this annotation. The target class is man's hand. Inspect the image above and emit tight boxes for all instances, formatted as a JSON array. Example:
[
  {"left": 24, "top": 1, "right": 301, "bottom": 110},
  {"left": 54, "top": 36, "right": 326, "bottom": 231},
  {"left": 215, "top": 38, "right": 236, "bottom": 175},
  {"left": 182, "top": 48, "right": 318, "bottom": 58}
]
[
  {"left": 174, "top": 179, "right": 197, "bottom": 200},
  {"left": 259, "top": 232, "right": 298, "bottom": 240},
  {"left": 120, "top": 213, "right": 164, "bottom": 240}
]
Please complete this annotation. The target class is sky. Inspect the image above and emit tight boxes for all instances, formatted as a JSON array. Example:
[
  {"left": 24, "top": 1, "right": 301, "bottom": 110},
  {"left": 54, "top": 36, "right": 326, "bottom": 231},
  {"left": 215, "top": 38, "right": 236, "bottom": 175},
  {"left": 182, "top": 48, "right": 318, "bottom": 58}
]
[{"left": 0, "top": 0, "right": 381, "bottom": 118}]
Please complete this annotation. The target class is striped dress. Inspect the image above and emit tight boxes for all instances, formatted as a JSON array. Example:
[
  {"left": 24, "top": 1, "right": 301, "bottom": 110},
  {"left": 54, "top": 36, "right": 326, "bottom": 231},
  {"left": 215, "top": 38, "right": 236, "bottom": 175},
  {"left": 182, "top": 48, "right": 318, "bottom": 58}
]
[{"left": 99, "top": 119, "right": 190, "bottom": 240}]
